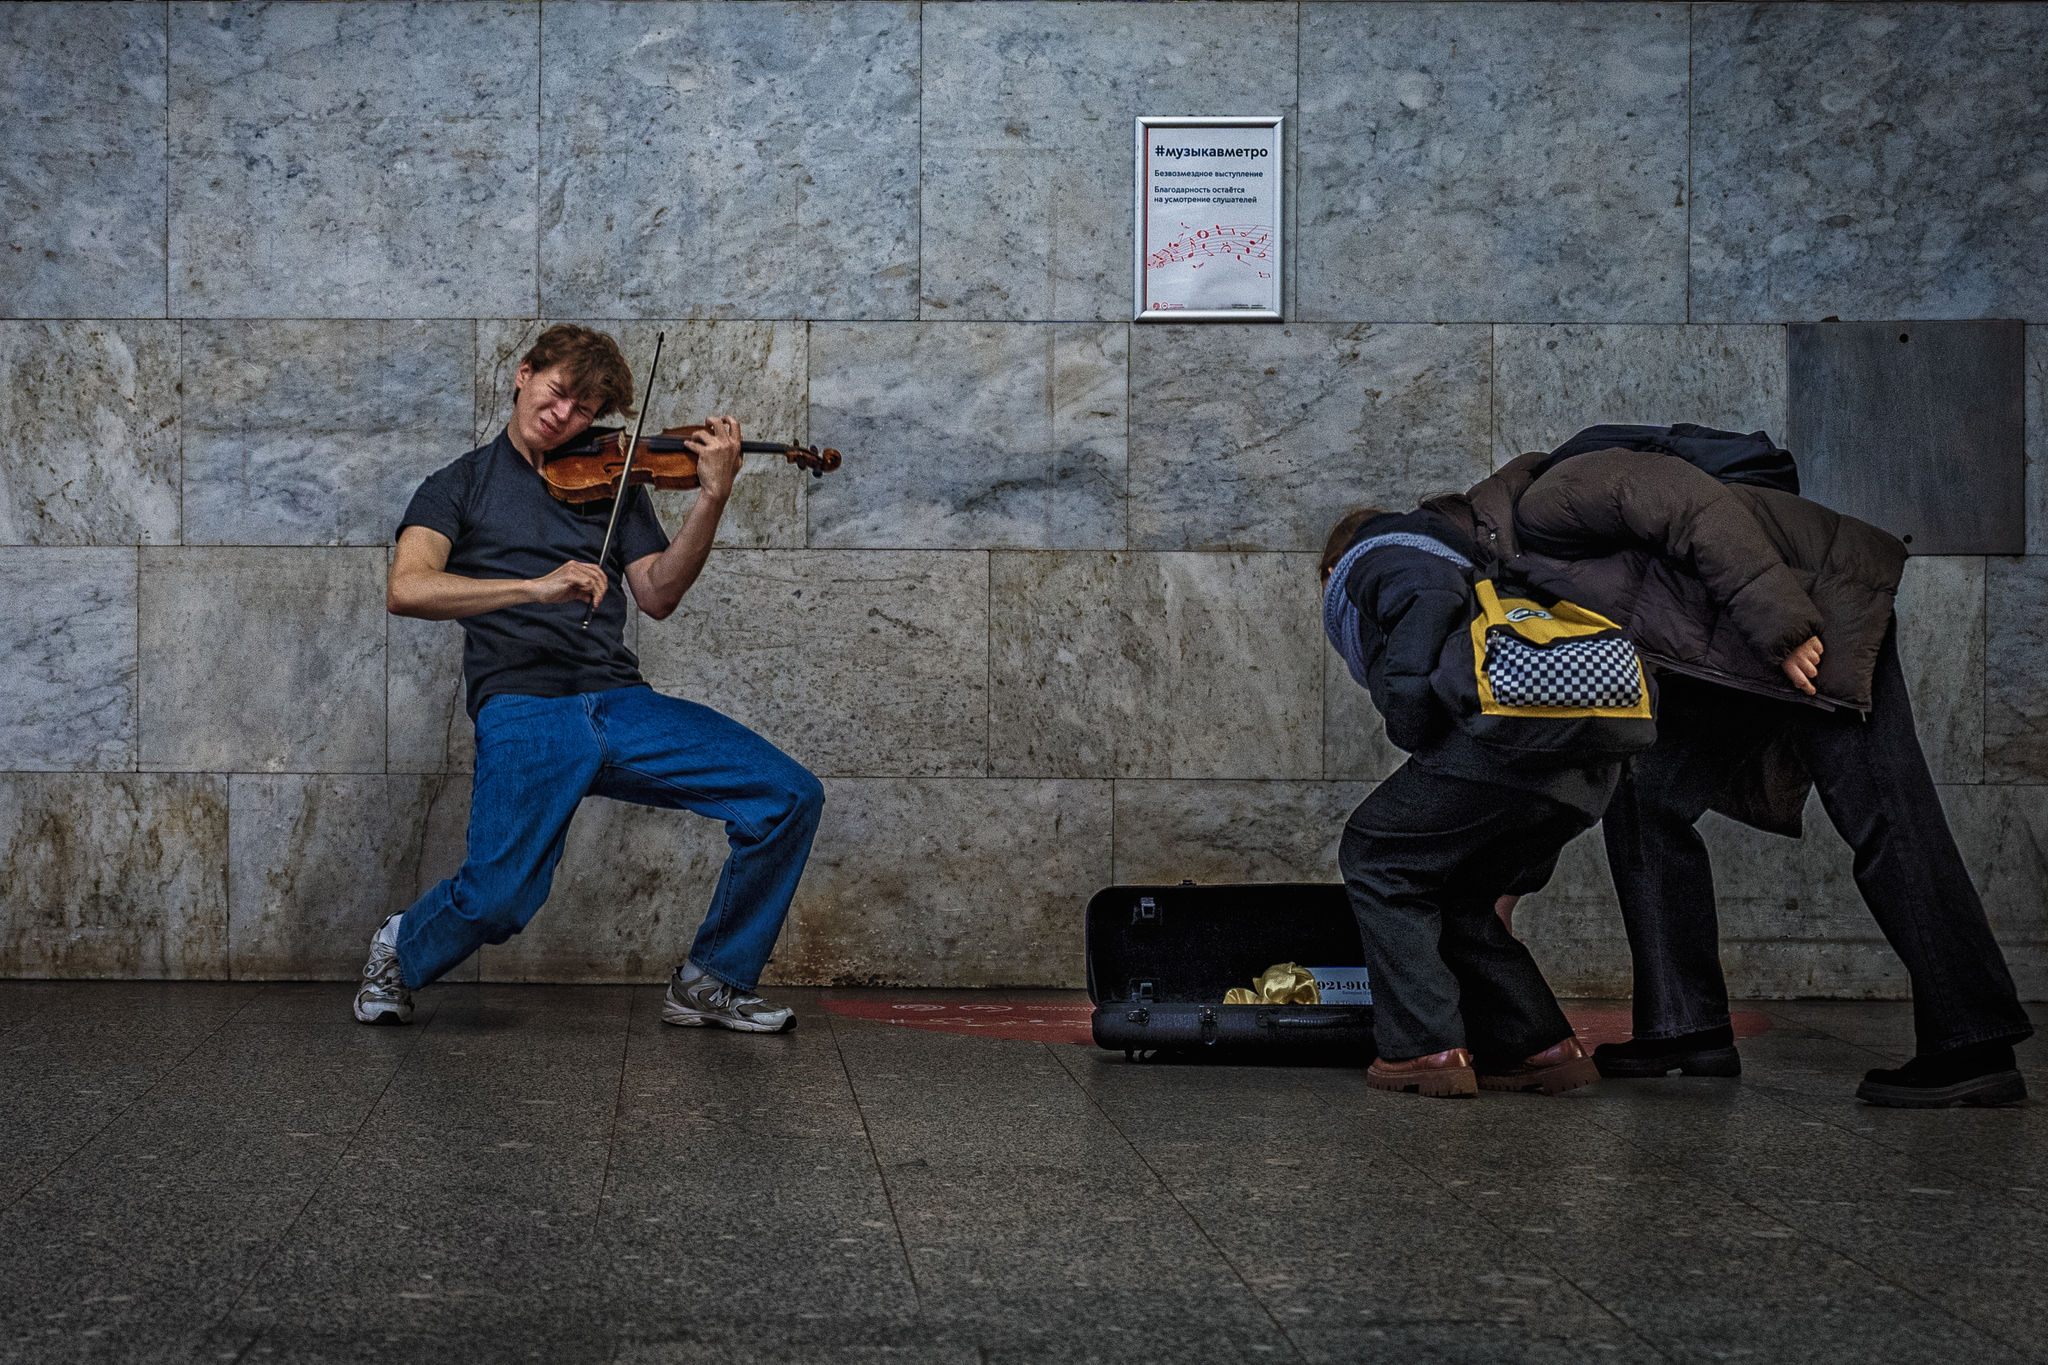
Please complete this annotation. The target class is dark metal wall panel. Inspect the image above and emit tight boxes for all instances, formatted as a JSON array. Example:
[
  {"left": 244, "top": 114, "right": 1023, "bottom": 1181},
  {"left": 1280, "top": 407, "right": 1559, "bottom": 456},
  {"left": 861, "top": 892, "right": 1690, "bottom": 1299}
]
[{"left": 1787, "top": 320, "right": 2026, "bottom": 555}]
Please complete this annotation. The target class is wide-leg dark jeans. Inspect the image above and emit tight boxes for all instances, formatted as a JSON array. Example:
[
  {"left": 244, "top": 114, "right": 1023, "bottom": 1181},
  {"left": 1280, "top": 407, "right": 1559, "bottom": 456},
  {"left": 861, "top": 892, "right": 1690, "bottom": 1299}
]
[
  {"left": 1340, "top": 761, "right": 1591, "bottom": 1064},
  {"left": 1603, "top": 620, "right": 2033, "bottom": 1053}
]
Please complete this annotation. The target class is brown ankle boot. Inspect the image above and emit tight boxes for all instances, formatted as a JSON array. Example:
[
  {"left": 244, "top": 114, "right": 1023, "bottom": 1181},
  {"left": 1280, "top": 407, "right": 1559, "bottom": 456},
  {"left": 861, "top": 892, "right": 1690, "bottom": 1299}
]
[
  {"left": 1478, "top": 1036, "right": 1599, "bottom": 1095},
  {"left": 1367, "top": 1047, "right": 1478, "bottom": 1098}
]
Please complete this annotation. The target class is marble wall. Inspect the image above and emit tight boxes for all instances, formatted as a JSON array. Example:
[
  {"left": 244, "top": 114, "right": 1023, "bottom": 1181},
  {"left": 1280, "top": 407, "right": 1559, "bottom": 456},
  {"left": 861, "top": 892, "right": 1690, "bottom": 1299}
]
[{"left": 3, "top": 1, "right": 2044, "bottom": 1002}]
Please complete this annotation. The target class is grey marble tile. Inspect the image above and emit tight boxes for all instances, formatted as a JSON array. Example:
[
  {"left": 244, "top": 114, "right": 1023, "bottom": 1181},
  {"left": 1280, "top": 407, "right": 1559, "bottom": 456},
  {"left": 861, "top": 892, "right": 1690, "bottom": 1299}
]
[
  {"left": 1128, "top": 323, "right": 1490, "bottom": 551},
  {"left": 1511, "top": 792, "right": 1902, "bottom": 1004},
  {"left": 2029, "top": 328, "right": 2045, "bottom": 557},
  {"left": 990, "top": 551, "right": 1324, "bottom": 779},
  {"left": 808, "top": 322, "right": 1126, "bottom": 550},
  {"left": 921, "top": 2, "right": 1295, "bottom": 321},
  {"left": 1692, "top": 803, "right": 1893, "bottom": 1001},
  {"left": 1323, "top": 645, "right": 1407, "bottom": 782},
  {"left": 1485, "top": 820, "right": 1631, "bottom": 1000},
  {"left": 1298, "top": 3, "right": 1688, "bottom": 324},
  {"left": 181, "top": 320, "right": 473, "bottom": 547},
  {"left": 168, "top": 2, "right": 538, "bottom": 318},
  {"left": 1987, "top": 556, "right": 2048, "bottom": 784},
  {"left": 774, "top": 778, "right": 1112, "bottom": 988},
  {"left": 1690, "top": 4, "right": 2048, "bottom": 323},
  {"left": 474, "top": 318, "right": 812, "bottom": 550},
  {"left": 1110, "top": 780, "right": 1372, "bottom": 886},
  {"left": 1939, "top": 784, "right": 2048, "bottom": 1003},
  {"left": 228, "top": 774, "right": 467, "bottom": 981},
  {"left": 1894, "top": 556, "right": 1984, "bottom": 786},
  {"left": 539, "top": 2, "right": 919, "bottom": 321},
  {"left": 0, "top": 773, "right": 227, "bottom": 978},
  {"left": 387, "top": 612, "right": 474, "bottom": 776},
  {"left": 476, "top": 786, "right": 730, "bottom": 984},
  {"left": 137, "top": 547, "right": 386, "bottom": 774},
  {"left": 0, "top": 3, "right": 167, "bottom": 319},
  {"left": 1528, "top": 781, "right": 2048, "bottom": 1006},
  {"left": 0, "top": 547, "right": 135, "bottom": 771},
  {"left": 0, "top": 321, "right": 181, "bottom": 546},
  {"left": 1491, "top": 325, "right": 1789, "bottom": 467},
  {"left": 635, "top": 550, "right": 988, "bottom": 778}
]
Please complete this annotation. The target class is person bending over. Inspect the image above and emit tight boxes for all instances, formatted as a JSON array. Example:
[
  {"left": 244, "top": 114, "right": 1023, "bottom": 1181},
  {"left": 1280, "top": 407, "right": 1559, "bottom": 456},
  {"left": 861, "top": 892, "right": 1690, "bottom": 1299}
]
[
  {"left": 1468, "top": 438, "right": 2032, "bottom": 1106},
  {"left": 1322, "top": 501, "right": 1610, "bottom": 1099},
  {"left": 356, "top": 324, "right": 823, "bottom": 1033}
]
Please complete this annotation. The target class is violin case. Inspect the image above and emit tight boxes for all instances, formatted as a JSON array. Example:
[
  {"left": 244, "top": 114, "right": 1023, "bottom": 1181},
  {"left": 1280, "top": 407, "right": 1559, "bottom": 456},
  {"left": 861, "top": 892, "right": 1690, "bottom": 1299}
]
[{"left": 1085, "top": 882, "right": 1376, "bottom": 1061}]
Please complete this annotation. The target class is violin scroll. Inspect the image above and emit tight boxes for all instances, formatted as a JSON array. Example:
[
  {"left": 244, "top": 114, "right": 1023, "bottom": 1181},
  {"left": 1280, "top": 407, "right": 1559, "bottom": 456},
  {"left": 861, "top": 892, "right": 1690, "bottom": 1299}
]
[{"left": 786, "top": 443, "right": 841, "bottom": 479}]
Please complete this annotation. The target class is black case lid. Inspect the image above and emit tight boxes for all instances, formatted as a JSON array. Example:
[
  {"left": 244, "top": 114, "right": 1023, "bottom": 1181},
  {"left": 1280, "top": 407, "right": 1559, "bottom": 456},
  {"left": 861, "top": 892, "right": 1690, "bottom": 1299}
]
[{"left": 1083, "top": 883, "right": 1364, "bottom": 1005}]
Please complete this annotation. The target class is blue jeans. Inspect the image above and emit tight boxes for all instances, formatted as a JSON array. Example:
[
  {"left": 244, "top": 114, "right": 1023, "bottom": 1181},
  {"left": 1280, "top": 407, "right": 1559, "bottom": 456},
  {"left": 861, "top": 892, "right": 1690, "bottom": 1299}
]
[{"left": 394, "top": 686, "right": 823, "bottom": 992}]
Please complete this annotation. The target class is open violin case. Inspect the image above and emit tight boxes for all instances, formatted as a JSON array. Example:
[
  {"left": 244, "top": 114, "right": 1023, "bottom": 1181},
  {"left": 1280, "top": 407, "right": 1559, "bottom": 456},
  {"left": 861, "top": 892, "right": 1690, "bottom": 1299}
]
[{"left": 1085, "top": 882, "right": 1376, "bottom": 1061}]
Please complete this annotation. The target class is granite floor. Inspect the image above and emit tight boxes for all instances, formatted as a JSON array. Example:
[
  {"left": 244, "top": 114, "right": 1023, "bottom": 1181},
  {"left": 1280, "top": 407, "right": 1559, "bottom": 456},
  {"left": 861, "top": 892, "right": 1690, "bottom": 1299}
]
[{"left": 2, "top": 982, "right": 2044, "bottom": 1365}]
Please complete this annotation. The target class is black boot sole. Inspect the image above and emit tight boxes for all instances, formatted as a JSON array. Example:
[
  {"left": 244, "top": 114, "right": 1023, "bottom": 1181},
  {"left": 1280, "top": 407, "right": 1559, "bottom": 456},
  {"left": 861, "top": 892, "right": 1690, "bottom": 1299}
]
[
  {"left": 1856, "top": 1069, "right": 2026, "bottom": 1108},
  {"left": 1594, "top": 1045, "right": 1742, "bottom": 1079}
]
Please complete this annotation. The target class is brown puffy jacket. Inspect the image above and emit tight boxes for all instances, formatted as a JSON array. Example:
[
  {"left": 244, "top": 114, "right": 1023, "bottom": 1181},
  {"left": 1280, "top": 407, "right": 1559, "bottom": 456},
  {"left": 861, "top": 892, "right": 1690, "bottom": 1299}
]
[{"left": 1447, "top": 448, "right": 1908, "bottom": 833}]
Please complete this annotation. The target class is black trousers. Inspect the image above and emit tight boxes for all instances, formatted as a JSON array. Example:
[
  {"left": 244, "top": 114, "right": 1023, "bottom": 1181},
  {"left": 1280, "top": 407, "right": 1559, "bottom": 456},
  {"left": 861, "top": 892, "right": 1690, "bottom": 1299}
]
[
  {"left": 1603, "top": 620, "right": 2034, "bottom": 1053},
  {"left": 1340, "top": 760, "right": 1591, "bottom": 1063}
]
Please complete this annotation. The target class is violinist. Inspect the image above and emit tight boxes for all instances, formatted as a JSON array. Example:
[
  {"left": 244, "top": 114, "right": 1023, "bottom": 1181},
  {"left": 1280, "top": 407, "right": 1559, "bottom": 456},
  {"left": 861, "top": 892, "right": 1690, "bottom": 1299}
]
[{"left": 356, "top": 323, "right": 823, "bottom": 1033}]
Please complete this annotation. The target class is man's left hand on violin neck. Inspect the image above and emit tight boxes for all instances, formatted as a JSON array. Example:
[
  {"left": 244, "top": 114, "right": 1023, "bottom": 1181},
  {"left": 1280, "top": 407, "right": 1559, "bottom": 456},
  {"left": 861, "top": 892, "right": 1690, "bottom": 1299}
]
[{"left": 681, "top": 416, "right": 744, "bottom": 504}]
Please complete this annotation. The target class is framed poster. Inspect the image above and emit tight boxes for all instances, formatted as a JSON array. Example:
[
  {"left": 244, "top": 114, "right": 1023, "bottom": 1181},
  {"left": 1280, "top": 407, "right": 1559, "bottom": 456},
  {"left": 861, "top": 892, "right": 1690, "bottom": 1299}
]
[{"left": 1135, "top": 115, "right": 1283, "bottom": 322}]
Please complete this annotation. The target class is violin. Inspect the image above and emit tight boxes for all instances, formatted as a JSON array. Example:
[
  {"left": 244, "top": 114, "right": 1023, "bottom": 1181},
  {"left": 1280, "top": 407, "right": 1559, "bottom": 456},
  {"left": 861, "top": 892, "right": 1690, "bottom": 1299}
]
[{"left": 541, "top": 425, "right": 842, "bottom": 506}]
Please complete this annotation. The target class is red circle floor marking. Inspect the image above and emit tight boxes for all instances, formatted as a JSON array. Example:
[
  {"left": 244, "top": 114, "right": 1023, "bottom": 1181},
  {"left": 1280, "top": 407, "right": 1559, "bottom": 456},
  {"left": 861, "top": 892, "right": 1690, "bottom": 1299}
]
[
  {"left": 821, "top": 998, "right": 1098, "bottom": 1044},
  {"left": 819, "top": 997, "right": 1773, "bottom": 1051}
]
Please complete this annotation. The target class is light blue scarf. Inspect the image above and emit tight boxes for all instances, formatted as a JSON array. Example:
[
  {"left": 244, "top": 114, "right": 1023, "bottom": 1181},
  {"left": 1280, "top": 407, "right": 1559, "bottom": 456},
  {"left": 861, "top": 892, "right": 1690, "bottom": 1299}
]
[{"left": 1321, "top": 533, "right": 1474, "bottom": 689}]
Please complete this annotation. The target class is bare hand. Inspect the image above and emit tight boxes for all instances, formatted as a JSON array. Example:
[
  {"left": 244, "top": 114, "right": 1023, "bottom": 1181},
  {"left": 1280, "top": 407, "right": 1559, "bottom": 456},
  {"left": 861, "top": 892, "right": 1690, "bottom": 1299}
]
[
  {"left": 686, "top": 415, "right": 744, "bottom": 504},
  {"left": 1781, "top": 635, "right": 1824, "bottom": 695},
  {"left": 1494, "top": 895, "right": 1519, "bottom": 937},
  {"left": 528, "top": 559, "right": 609, "bottom": 609}
]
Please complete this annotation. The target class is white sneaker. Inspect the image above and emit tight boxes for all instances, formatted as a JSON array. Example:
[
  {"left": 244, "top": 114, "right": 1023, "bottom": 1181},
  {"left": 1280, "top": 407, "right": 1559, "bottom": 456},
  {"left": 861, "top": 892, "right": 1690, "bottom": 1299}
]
[
  {"left": 352, "top": 915, "right": 414, "bottom": 1025},
  {"left": 660, "top": 961, "right": 794, "bottom": 1033}
]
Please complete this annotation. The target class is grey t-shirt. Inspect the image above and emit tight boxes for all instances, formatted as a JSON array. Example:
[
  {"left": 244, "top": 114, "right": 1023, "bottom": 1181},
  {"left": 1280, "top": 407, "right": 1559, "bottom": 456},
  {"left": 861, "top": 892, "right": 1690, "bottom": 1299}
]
[{"left": 397, "top": 430, "right": 670, "bottom": 719}]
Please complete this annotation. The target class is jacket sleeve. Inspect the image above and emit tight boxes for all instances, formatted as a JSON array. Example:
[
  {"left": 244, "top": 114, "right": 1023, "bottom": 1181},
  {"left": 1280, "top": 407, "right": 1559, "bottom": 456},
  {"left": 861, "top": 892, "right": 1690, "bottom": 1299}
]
[
  {"left": 1347, "top": 556, "right": 1469, "bottom": 753},
  {"left": 1515, "top": 448, "right": 1823, "bottom": 664}
]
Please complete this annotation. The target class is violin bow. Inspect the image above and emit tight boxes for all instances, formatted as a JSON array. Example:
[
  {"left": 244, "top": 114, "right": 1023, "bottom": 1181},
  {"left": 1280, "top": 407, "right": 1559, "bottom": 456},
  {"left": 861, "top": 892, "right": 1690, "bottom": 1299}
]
[{"left": 581, "top": 331, "right": 665, "bottom": 631}]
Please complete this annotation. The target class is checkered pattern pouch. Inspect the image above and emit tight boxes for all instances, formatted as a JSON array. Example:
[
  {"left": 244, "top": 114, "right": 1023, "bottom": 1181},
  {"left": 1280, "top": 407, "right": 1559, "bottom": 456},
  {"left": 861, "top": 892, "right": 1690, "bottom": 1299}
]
[{"left": 1483, "top": 631, "right": 1644, "bottom": 709}]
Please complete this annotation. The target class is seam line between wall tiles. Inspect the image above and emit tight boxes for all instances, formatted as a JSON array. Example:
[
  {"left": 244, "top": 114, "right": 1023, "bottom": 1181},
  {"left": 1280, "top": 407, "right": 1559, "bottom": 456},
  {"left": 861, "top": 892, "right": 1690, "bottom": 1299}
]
[
  {"left": 1685, "top": 1, "right": 1694, "bottom": 325},
  {"left": 161, "top": 0, "right": 170, "bottom": 322},
  {"left": 535, "top": 2, "right": 545, "bottom": 319},
  {"left": 984, "top": 550, "right": 992, "bottom": 779},
  {"left": 916, "top": 0, "right": 924, "bottom": 323}
]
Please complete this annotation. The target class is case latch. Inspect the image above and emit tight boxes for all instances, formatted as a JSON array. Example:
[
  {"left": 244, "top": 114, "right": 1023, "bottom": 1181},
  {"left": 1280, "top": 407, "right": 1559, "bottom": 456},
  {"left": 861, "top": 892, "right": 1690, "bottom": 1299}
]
[
  {"left": 1199, "top": 1006, "right": 1219, "bottom": 1045},
  {"left": 1132, "top": 896, "right": 1159, "bottom": 926}
]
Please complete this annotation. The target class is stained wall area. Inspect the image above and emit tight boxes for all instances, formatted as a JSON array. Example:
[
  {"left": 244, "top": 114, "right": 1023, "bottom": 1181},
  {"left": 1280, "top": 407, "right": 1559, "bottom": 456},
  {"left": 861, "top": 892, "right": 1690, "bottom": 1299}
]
[{"left": 3, "top": 1, "right": 2045, "bottom": 997}]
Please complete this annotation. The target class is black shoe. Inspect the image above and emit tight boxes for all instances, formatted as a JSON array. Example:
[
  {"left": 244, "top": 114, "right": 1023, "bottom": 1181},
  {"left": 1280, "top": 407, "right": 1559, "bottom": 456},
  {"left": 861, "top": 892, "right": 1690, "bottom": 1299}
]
[
  {"left": 1857, "top": 1040, "right": 2026, "bottom": 1108},
  {"left": 1592, "top": 1025, "right": 1741, "bottom": 1079}
]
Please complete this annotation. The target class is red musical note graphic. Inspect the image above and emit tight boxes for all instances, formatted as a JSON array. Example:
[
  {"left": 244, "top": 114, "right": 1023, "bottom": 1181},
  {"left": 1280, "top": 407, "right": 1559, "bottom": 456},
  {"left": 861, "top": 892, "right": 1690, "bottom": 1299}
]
[{"left": 1145, "top": 223, "right": 1274, "bottom": 276}]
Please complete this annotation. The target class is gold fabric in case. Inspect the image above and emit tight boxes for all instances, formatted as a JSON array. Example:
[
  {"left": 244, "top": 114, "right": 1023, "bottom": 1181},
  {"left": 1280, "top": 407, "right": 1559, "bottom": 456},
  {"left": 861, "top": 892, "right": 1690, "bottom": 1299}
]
[{"left": 1222, "top": 962, "right": 1322, "bottom": 1006}]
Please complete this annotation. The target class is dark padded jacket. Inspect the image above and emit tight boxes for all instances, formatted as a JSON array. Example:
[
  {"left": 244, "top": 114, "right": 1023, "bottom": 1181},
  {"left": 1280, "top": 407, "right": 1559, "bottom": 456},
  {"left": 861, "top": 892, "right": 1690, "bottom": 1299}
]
[
  {"left": 1453, "top": 447, "right": 1907, "bottom": 833},
  {"left": 1334, "top": 506, "right": 1483, "bottom": 754}
]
